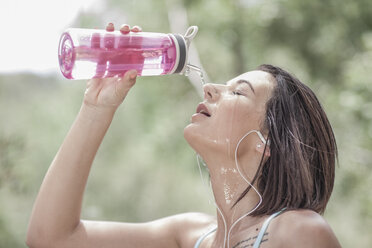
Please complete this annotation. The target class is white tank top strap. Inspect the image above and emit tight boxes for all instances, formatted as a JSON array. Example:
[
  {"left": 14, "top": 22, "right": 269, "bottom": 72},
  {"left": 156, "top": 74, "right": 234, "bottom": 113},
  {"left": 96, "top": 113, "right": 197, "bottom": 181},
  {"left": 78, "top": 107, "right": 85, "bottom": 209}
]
[
  {"left": 193, "top": 226, "right": 217, "bottom": 248},
  {"left": 193, "top": 208, "right": 286, "bottom": 248},
  {"left": 252, "top": 208, "right": 287, "bottom": 248}
]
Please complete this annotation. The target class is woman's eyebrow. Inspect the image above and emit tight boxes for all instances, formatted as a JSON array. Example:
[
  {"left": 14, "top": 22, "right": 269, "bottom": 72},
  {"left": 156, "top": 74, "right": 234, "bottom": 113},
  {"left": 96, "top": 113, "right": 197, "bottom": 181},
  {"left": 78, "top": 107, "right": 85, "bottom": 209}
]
[{"left": 237, "top": 79, "right": 255, "bottom": 94}]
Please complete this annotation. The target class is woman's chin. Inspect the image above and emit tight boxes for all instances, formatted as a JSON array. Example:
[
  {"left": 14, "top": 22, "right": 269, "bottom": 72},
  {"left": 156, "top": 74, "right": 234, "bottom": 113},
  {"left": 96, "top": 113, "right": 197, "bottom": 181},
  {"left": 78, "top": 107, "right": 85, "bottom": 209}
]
[
  {"left": 183, "top": 124, "right": 197, "bottom": 149},
  {"left": 184, "top": 125, "right": 228, "bottom": 156},
  {"left": 183, "top": 124, "right": 208, "bottom": 153}
]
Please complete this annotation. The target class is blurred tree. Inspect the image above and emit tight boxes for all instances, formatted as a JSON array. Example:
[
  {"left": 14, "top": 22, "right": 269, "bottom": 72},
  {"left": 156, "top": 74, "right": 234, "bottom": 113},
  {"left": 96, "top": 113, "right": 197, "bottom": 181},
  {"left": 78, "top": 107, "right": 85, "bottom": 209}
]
[
  {"left": 0, "top": 135, "right": 24, "bottom": 190},
  {"left": 0, "top": 214, "right": 21, "bottom": 248}
]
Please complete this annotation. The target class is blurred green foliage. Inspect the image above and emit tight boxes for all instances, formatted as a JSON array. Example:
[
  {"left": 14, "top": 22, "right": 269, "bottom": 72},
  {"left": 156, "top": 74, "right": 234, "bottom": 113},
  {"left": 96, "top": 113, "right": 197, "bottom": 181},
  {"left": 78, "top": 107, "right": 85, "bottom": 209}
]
[{"left": 1, "top": 0, "right": 372, "bottom": 247}]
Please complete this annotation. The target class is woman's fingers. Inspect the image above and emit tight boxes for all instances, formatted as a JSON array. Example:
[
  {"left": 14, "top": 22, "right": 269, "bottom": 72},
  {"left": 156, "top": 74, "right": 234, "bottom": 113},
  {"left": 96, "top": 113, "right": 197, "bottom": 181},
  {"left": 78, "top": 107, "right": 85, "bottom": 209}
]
[
  {"left": 106, "top": 22, "right": 114, "bottom": 32},
  {"left": 106, "top": 23, "right": 142, "bottom": 33},
  {"left": 120, "top": 24, "right": 130, "bottom": 34},
  {"left": 131, "top": 25, "right": 142, "bottom": 32}
]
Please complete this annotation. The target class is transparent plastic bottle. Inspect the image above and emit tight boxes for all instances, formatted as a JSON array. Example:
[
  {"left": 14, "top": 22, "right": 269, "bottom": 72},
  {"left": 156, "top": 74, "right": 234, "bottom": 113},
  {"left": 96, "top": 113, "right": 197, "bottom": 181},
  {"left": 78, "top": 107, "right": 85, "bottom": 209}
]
[{"left": 58, "top": 26, "right": 198, "bottom": 79}]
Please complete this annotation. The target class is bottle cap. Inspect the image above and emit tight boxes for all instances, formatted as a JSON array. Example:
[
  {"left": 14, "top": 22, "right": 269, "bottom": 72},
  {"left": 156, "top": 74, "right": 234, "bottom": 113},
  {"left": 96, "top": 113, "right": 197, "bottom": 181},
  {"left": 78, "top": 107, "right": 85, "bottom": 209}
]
[
  {"left": 169, "top": 26, "right": 198, "bottom": 74},
  {"left": 58, "top": 32, "right": 75, "bottom": 79}
]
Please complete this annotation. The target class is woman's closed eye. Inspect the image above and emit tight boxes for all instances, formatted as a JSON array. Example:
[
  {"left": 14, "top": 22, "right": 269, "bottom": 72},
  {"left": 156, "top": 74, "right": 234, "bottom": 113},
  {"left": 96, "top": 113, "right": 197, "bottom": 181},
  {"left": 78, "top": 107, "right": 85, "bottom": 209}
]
[{"left": 232, "top": 90, "right": 246, "bottom": 96}]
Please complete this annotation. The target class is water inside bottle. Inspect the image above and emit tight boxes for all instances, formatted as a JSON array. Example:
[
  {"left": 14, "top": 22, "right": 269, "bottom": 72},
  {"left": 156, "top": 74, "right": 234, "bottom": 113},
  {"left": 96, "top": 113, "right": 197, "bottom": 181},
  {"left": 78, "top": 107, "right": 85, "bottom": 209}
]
[{"left": 59, "top": 32, "right": 178, "bottom": 79}]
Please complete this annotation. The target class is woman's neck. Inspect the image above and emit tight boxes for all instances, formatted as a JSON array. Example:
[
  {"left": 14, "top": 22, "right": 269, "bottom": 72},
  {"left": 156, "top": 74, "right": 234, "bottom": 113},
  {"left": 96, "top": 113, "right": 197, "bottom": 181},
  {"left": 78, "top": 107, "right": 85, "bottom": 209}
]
[{"left": 202, "top": 151, "right": 263, "bottom": 247}]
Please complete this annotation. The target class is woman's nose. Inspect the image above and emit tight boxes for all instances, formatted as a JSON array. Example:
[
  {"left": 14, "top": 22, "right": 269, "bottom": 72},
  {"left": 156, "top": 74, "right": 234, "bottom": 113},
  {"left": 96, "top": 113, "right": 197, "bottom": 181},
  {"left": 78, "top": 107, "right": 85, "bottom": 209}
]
[{"left": 203, "top": 83, "right": 220, "bottom": 102}]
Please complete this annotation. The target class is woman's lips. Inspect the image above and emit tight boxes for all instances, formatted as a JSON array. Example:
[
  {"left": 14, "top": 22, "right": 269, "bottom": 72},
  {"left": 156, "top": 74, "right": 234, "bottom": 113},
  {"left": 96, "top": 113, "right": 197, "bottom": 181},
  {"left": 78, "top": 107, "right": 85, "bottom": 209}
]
[{"left": 196, "top": 103, "right": 211, "bottom": 117}]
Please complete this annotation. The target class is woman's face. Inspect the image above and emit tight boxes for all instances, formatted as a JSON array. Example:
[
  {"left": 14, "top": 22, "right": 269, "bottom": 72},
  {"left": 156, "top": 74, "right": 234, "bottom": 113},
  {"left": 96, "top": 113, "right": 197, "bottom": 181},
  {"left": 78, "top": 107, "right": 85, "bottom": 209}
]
[{"left": 184, "top": 70, "right": 275, "bottom": 157}]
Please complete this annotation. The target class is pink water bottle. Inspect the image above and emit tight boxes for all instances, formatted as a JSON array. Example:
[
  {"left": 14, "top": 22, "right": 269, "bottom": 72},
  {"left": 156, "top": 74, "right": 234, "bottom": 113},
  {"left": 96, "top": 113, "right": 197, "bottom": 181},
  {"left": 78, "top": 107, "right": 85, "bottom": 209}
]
[{"left": 58, "top": 26, "right": 199, "bottom": 79}]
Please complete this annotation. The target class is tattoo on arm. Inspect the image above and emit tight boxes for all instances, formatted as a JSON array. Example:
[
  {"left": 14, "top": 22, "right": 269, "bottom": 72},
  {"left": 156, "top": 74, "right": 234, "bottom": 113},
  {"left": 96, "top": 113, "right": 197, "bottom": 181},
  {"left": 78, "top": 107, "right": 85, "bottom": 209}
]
[{"left": 232, "top": 232, "right": 268, "bottom": 248}]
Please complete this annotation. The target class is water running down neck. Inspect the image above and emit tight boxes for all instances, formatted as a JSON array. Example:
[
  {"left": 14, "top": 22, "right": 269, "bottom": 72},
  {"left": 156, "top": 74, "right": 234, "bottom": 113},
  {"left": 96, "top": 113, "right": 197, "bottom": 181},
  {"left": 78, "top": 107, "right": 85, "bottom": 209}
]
[{"left": 196, "top": 130, "right": 266, "bottom": 248}]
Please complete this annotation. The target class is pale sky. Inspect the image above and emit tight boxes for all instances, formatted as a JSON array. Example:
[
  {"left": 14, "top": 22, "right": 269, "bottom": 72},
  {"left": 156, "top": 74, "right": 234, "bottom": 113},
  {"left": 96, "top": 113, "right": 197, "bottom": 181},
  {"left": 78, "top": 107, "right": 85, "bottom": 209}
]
[{"left": 0, "top": 0, "right": 103, "bottom": 75}]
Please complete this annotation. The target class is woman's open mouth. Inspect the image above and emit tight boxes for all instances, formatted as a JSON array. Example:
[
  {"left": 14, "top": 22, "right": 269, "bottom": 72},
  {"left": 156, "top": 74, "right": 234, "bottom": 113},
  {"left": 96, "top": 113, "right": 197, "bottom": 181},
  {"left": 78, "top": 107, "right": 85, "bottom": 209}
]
[{"left": 196, "top": 103, "right": 211, "bottom": 117}]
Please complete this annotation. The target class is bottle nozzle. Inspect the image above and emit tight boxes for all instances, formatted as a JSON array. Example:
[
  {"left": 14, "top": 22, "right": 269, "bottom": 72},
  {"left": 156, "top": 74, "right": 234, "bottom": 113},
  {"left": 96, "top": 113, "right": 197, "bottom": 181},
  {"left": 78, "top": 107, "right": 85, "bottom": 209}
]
[{"left": 186, "top": 64, "right": 202, "bottom": 73}]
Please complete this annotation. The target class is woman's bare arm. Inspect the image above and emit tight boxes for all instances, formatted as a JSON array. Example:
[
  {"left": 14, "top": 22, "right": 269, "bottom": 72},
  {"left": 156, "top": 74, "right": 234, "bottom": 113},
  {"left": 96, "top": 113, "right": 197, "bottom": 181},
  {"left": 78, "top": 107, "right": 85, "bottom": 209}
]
[
  {"left": 26, "top": 24, "right": 183, "bottom": 248},
  {"left": 26, "top": 102, "right": 116, "bottom": 247}
]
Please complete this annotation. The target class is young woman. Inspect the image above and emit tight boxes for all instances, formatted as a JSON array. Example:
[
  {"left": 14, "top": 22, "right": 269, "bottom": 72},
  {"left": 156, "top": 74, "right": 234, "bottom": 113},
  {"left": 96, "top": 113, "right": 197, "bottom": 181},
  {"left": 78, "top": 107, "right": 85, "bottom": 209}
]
[{"left": 26, "top": 23, "right": 341, "bottom": 248}]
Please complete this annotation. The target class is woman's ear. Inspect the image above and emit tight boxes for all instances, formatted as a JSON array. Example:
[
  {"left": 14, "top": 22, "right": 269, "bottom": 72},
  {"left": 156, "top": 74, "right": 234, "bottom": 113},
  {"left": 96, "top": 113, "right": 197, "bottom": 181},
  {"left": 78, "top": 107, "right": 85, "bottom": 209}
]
[{"left": 256, "top": 143, "right": 271, "bottom": 157}]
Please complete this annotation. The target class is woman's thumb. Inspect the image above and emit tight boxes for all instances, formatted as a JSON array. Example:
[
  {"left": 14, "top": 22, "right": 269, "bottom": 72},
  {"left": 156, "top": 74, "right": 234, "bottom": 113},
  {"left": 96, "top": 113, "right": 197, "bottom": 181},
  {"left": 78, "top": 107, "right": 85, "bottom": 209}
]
[{"left": 124, "top": 69, "right": 138, "bottom": 88}]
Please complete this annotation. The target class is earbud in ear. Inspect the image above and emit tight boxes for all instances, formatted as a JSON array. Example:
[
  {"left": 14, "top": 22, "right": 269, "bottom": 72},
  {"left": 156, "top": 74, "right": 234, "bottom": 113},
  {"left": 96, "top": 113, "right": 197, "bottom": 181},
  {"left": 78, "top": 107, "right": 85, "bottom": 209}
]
[{"left": 256, "top": 143, "right": 270, "bottom": 157}]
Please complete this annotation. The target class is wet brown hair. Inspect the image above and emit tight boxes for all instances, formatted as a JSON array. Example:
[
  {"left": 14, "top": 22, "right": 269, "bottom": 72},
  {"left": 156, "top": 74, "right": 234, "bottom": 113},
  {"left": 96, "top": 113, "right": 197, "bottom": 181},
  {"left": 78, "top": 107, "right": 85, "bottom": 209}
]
[{"left": 234, "top": 64, "right": 337, "bottom": 216}]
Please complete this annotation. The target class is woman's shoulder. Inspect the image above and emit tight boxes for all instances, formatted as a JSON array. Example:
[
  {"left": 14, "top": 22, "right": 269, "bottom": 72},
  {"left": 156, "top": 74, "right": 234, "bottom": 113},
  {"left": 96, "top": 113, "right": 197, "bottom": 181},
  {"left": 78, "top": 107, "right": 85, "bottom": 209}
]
[
  {"left": 269, "top": 209, "right": 341, "bottom": 248},
  {"left": 173, "top": 212, "right": 217, "bottom": 237},
  {"left": 160, "top": 212, "right": 216, "bottom": 248}
]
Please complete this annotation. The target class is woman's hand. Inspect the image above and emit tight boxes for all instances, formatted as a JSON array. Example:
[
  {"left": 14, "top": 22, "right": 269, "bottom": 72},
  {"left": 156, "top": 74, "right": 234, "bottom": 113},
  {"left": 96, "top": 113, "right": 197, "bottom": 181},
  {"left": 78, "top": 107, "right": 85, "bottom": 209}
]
[{"left": 83, "top": 23, "right": 142, "bottom": 112}]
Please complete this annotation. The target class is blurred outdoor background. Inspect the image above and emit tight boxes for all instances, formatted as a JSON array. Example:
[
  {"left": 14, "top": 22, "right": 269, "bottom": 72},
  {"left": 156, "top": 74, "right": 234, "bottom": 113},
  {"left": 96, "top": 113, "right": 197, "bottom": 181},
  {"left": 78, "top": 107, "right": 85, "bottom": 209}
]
[{"left": 1, "top": 0, "right": 372, "bottom": 247}]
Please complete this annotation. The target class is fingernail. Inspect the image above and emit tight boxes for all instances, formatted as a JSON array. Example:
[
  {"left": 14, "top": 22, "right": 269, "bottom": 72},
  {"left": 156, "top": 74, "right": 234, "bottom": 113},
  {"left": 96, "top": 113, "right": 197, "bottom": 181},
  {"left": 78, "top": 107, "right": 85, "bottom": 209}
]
[{"left": 130, "top": 70, "right": 138, "bottom": 79}]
